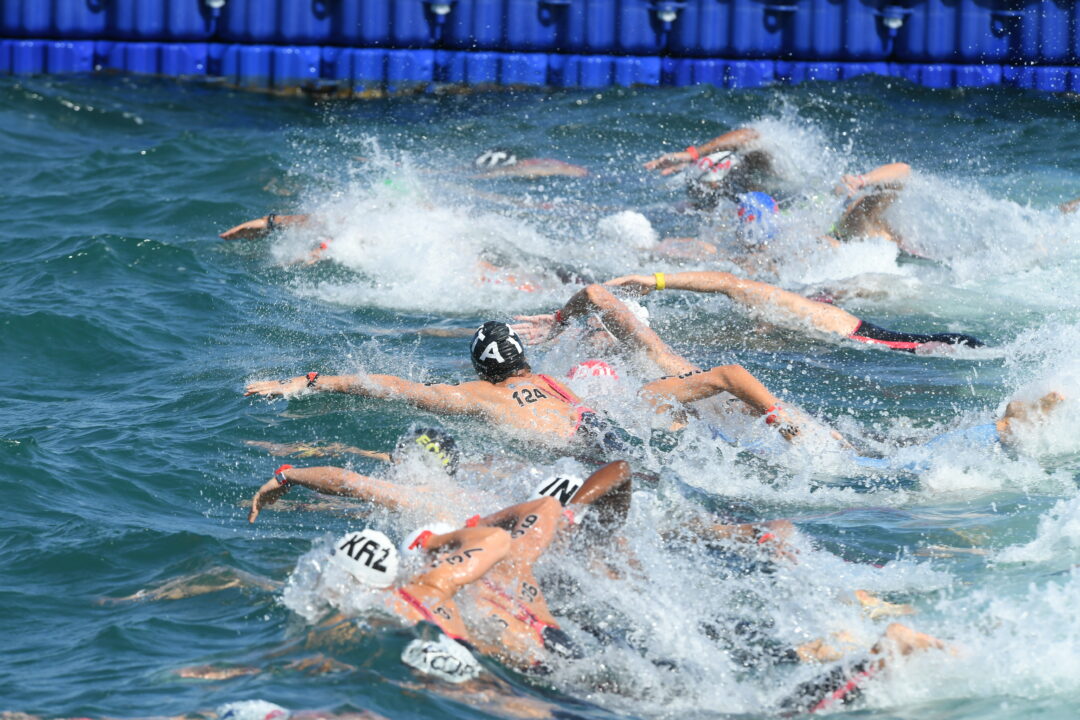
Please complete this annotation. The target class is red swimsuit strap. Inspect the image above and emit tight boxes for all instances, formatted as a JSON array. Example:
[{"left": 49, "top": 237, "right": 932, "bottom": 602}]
[
  {"left": 480, "top": 579, "right": 552, "bottom": 644},
  {"left": 535, "top": 374, "right": 595, "bottom": 436},
  {"left": 396, "top": 587, "right": 465, "bottom": 641}
]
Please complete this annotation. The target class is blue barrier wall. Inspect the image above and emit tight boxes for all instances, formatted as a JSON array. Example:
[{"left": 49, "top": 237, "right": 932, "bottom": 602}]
[{"left": 2, "top": 0, "right": 1079, "bottom": 91}]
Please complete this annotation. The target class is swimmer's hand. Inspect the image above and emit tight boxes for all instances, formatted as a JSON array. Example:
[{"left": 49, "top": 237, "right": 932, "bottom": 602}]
[
  {"left": 249, "top": 476, "right": 290, "bottom": 523},
  {"left": 834, "top": 174, "right": 867, "bottom": 197},
  {"left": 604, "top": 274, "right": 656, "bottom": 296},
  {"left": 511, "top": 314, "right": 564, "bottom": 345},
  {"left": 220, "top": 217, "right": 272, "bottom": 240},
  {"left": 245, "top": 376, "right": 310, "bottom": 397},
  {"left": 644, "top": 151, "right": 694, "bottom": 176}
]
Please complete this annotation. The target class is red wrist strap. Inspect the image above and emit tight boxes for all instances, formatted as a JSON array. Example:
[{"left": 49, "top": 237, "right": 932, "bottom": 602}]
[
  {"left": 306, "top": 372, "right": 319, "bottom": 388},
  {"left": 409, "top": 530, "right": 434, "bottom": 551},
  {"left": 764, "top": 405, "right": 780, "bottom": 425},
  {"left": 465, "top": 514, "right": 481, "bottom": 528},
  {"left": 686, "top": 145, "right": 700, "bottom": 161},
  {"left": 274, "top": 464, "right": 293, "bottom": 486},
  {"left": 757, "top": 532, "right": 776, "bottom": 544},
  {"left": 554, "top": 309, "right": 566, "bottom": 325}
]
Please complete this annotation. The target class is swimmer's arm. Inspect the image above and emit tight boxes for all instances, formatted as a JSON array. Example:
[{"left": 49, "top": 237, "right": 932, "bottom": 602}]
[
  {"left": 515, "top": 284, "right": 694, "bottom": 375},
  {"left": 245, "top": 374, "right": 478, "bottom": 415},
  {"left": 571, "top": 460, "right": 632, "bottom": 529},
  {"left": 836, "top": 162, "right": 911, "bottom": 196},
  {"left": 641, "top": 365, "right": 799, "bottom": 438},
  {"left": 248, "top": 466, "right": 417, "bottom": 523},
  {"left": 644, "top": 128, "right": 759, "bottom": 175},
  {"left": 413, "top": 527, "right": 512, "bottom": 593},
  {"left": 219, "top": 213, "right": 311, "bottom": 240}
]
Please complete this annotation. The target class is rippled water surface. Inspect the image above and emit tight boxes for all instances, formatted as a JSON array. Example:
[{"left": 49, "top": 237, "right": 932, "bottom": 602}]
[{"left": 3, "top": 74, "right": 1080, "bottom": 719}]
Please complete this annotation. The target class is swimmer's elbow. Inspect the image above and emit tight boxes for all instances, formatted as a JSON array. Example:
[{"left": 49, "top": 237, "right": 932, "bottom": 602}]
[{"left": 707, "top": 364, "right": 750, "bottom": 391}]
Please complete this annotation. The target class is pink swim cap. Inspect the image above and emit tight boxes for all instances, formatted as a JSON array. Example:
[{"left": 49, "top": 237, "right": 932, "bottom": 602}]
[{"left": 567, "top": 359, "right": 620, "bottom": 381}]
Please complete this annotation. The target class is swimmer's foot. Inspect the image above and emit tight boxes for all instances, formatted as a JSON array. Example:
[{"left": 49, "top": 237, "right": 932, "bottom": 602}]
[{"left": 854, "top": 590, "right": 916, "bottom": 619}]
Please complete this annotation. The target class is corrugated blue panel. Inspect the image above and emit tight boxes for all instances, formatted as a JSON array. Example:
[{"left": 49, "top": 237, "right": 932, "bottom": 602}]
[
  {"left": 386, "top": 49, "right": 435, "bottom": 90},
  {"left": 563, "top": 0, "right": 617, "bottom": 53},
  {"left": 573, "top": 54, "right": 615, "bottom": 87},
  {"left": 504, "top": 0, "right": 563, "bottom": 51},
  {"left": 896, "top": 0, "right": 960, "bottom": 61},
  {"left": 160, "top": 42, "right": 207, "bottom": 75},
  {"left": 11, "top": 39, "right": 46, "bottom": 74},
  {"left": 1005, "top": 64, "right": 1068, "bottom": 91},
  {"left": 670, "top": 0, "right": 732, "bottom": 57},
  {"left": 334, "top": 1, "right": 392, "bottom": 45},
  {"left": 1018, "top": 0, "right": 1073, "bottom": 64},
  {"left": 728, "top": 59, "right": 774, "bottom": 86},
  {"left": 109, "top": 0, "right": 164, "bottom": 40},
  {"left": 219, "top": 0, "right": 280, "bottom": 43},
  {"left": 273, "top": 46, "right": 320, "bottom": 87},
  {"left": 618, "top": 0, "right": 670, "bottom": 55},
  {"left": 2, "top": 1, "right": 107, "bottom": 38},
  {"left": 222, "top": 44, "right": 273, "bottom": 88},
  {"left": 613, "top": 56, "right": 661, "bottom": 85},
  {"left": 730, "top": 1, "right": 793, "bottom": 58},
  {"left": 443, "top": 0, "right": 504, "bottom": 50},
  {"left": 466, "top": 50, "right": 500, "bottom": 82},
  {"left": 501, "top": 51, "right": 547, "bottom": 85},
  {"left": 789, "top": 0, "right": 843, "bottom": 60},
  {"left": 839, "top": 61, "right": 888, "bottom": 79},
  {"left": 957, "top": 0, "right": 1015, "bottom": 63},
  {"left": 279, "top": 0, "right": 333, "bottom": 44},
  {"left": 1070, "top": 69, "right": 1080, "bottom": 92},
  {"left": 56, "top": 0, "right": 109, "bottom": 37},
  {"left": 0, "top": 40, "right": 13, "bottom": 73},
  {"left": 954, "top": 63, "right": 1000, "bottom": 85},
  {"left": 391, "top": 1, "right": 435, "bottom": 48},
  {"left": 46, "top": 40, "right": 94, "bottom": 73},
  {"left": 840, "top": 0, "right": 888, "bottom": 59},
  {"left": 124, "top": 41, "right": 159, "bottom": 74},
  {"left": 351, "top": 48, "right": 387, "bottom": 91}
]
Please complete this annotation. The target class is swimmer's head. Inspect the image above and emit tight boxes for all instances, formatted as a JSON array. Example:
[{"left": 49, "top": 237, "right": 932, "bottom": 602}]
[
  {"left": 596, "top": 211, "right": 658, "bottom": 250},
  {"left": 327, "top": 529, "right": 400, "bottom": 589},
  {"left": 686, "top": 150, "right": 741, "bottom": 209},
  {"left": 474, "top": 149, "right": 518, "bottom": 169},
  {"left": 735, "top": 191, "right": 780, "bottom": 245},
  {"left": 566, "top": 359, "right": 620, "bottom": 398},
  {"left": 471, "top": 321, "right": 529, "bottom": 382},
  {"left": 530, "top": 473, "right": 585, "bottom": 506},
  {"left": 393, "top": 427, "right": 461, "bottom": 476}
]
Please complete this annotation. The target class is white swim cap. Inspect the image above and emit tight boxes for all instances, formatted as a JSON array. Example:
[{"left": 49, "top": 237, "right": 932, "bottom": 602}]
[
  {"left": 217, "top": 700, "right": 290, "bottom": 720},
  {"left": 401, "top": 522, "right": 457, "bottom": 556},
  {"left": 596, "top": 211, "right": 658, "bottom": 250},
  {"left": 401, "top": 635, "right": 482, "bottom": 683},
  {"left": 328, "top": 529, "right": 399, "bottom": 588},
  {"left": 689, "top": 150, "right": 741, "bottom": 188},
  {"left": 530, "top": 473, "right": 585, "bottom": 506}
]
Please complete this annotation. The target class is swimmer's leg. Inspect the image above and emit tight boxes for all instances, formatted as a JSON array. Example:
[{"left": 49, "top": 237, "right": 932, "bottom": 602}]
[{"left": 851, "top": 589, "right": 915, "bottom": 620}]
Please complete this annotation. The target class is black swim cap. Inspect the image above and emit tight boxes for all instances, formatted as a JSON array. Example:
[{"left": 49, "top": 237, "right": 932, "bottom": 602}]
[
  {"left": 394, "top": 427, "right": 461, "bottom": 475},
  {"left": 474, "top": 149, "right": 518, "bottom": 169},
  {"left": 470, "top": 321, "right": 527, "bottom": 382}
]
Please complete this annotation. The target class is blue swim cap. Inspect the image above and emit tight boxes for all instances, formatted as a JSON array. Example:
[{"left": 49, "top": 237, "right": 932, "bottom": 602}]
[{"left": 735, "top": 192, "right": 779, "bottom": 244}]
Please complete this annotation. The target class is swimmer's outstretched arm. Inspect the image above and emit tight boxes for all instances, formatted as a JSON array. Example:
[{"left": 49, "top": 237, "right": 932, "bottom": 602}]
[
  {"left": 606, "top": 272, "right": 861, "bottom": 337},
  {"left": 644, "top": 127, "right": 759, "bottom": 175},
  {"left": 248, "top": 466, "right": 427, "bottom": 523},
  {"left": 409, "top": 526, "right": 512, "bottom": 596},
  {"left": 513, "top": 284, "right": 696, "bottom": 375},
  {"left": 219, "top": 213, "right": 311, "bottom": 240},
  {"left": 567, "top": 460, "right": 632, "bottom": 529},
  {"left": 640, "top": 364, "right": 786, "bottom": 423},
  {"left": 834, "top": 162, "right": 911, "bottom": 197},
  {"left": 244, "top": 373, "right": 478, "bottom": 415}
]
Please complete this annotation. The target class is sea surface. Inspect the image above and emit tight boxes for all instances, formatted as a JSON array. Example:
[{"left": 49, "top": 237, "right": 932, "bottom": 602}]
[{"left": 2, "top": 74, "right": 1080, "bottom": 720}]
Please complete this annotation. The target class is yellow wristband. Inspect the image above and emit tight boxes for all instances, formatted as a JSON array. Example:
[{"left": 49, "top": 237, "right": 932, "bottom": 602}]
[{"left": 654, "top": 272, "right": 666, "bottom": 291}]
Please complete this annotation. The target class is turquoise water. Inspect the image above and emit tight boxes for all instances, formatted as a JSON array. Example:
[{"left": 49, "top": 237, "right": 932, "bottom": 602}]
[{"left": 3, "top": 74, "right": 1080, "bottom": 719}]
